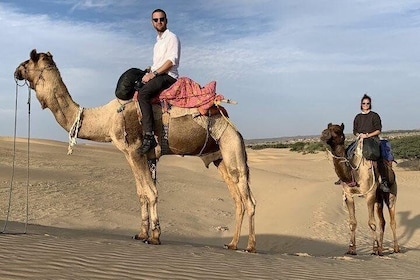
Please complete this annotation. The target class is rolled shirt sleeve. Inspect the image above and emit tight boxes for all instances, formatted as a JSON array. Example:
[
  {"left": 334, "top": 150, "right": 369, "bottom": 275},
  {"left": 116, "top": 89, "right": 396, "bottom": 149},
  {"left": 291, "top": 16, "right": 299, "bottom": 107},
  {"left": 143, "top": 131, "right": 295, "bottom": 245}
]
[{"left": 152, "top": 29, "right": 181, "bottom": 79}]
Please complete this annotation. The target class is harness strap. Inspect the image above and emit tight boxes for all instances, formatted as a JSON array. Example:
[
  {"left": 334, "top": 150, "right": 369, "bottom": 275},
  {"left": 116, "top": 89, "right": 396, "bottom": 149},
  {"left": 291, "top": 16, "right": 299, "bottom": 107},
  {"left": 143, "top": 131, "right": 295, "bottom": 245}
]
[{"left": 67, "top": 106, "right": 84, "bottom": 155}]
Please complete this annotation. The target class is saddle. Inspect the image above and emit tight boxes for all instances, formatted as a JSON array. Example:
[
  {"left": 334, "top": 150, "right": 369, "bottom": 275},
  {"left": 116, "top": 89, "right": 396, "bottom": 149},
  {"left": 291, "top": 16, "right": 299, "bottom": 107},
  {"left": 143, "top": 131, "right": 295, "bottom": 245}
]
[
  {"left": 345, "top": 139, "right": 395, "bottom": 187},
  {"left": 127, "top": 77, "right": 231, "bottom": 159},
  {"left": 151, "top": 77, "right": 228, "bottom": 117}
]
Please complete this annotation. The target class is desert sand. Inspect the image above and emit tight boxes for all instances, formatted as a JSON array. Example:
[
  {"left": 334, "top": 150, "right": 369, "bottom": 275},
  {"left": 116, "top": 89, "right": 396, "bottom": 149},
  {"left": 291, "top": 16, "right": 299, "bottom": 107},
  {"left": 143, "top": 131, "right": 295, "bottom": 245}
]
[{"left": 0, "top": 136, "right": 419, "bottom": 279}]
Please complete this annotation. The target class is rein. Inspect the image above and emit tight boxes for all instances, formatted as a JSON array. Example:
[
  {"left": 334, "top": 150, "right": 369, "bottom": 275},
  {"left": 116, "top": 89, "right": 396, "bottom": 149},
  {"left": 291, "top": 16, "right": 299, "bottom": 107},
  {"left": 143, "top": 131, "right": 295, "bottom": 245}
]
[
  {"left": 326, "top": 142, "right": 377, "bottom": 197},
  {"left": 1, "top": 80, "right": 32, "bottom": 234}
]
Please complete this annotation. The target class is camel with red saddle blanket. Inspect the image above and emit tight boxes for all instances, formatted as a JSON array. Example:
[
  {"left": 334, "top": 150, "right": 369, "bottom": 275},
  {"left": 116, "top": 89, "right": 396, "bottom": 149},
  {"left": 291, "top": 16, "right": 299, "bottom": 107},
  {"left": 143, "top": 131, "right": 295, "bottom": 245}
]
[{"left": 14, "top": 49, "right": 256, "bottom": 253}]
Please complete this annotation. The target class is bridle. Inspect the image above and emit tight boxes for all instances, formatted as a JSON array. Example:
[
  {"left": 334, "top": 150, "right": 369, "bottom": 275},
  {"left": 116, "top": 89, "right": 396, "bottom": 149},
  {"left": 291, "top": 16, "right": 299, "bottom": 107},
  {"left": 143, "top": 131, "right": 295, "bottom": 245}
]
[{"left": 15, "top": 62, "right": 57, "bottom": 89}]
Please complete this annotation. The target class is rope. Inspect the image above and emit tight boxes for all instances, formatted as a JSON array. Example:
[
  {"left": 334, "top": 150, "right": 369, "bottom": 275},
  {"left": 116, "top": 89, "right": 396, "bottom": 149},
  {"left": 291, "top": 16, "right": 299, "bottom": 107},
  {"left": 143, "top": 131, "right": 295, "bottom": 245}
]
[
  {"left": 117, "top": 99, "right": 131, "bottom": 145},
  {"left": 1, "top": 83, "right": 31, "bottom": 234},
  {"left": 67, "top": 107, "right": 84, "bottom": 155},
  {"left": 197, "top": 115, "right": 210, "bottom": 157},
  {"left": 214, "top": 98, "right": 238, "bottom": 131},
  {"left": 326, "top": 144, "right": 376, "bottom": 198},
  {"left": 346, "top": 161, "right": 376, "bottom": 198}
]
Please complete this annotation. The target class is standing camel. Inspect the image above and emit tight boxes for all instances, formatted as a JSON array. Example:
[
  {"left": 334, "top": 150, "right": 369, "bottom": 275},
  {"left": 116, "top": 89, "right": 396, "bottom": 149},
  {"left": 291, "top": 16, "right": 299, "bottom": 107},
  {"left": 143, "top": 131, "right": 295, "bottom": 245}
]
[
  {"left": 14, "top": 49, "right": 256, "bottom": 252},
  {"left": 321, "top": 123, "right": 399, "bottom": 255}
]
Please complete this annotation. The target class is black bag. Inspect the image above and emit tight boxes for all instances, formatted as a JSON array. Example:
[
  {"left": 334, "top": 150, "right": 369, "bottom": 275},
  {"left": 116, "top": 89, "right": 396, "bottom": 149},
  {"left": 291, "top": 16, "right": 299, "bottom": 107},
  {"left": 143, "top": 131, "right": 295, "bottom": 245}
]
[
  {"left": 115, "top": 68, "right": 146, "bottom": 100},
  {"left": 362, "top": 138, "right": 381, "bottom": 160}
]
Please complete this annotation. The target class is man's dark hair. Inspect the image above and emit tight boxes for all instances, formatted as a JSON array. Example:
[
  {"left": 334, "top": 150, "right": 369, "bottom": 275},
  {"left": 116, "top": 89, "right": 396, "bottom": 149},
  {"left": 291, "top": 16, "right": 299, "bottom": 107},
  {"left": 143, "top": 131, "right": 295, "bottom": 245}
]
[{"left": 152, "top": 9, "right": 167, "bottom": 18}]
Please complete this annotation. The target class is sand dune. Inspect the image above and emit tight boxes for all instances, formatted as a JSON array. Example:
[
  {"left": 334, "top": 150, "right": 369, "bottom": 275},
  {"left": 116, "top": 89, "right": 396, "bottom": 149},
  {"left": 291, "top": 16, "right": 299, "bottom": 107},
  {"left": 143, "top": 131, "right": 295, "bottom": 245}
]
[{"left": 1, "top": 137, "right": 420, "bottom": 279}]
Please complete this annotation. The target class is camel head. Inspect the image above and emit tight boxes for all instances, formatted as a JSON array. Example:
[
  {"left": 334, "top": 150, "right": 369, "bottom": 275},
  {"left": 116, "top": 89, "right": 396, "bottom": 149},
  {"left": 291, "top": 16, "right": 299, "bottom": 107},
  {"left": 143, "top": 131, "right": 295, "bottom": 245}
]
[
  {"left": 14, "top": 49, "right": 56, "bottom": 90},
  {"left": 320, "top": 123, "right": 345, "bottom": 148}
]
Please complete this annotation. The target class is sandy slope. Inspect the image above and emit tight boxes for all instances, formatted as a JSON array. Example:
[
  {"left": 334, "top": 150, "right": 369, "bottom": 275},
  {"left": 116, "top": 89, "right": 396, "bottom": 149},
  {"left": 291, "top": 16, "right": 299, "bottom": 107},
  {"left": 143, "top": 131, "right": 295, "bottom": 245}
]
[{"left": 1, "top": 137, "right": 419, "bottom": 279}]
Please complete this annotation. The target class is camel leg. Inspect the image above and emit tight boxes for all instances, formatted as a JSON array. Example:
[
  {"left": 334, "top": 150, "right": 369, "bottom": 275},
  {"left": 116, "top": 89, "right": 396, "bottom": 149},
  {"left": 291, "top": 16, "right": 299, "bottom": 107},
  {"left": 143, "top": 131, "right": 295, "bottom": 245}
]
[
  {"left": 375, "top": 193, "right": 385, "bottom": 256},
  {"left": 217, "top": 127, "right": 256, "bottom": 253},
  {"left": 137, "top": 194, "right": 150, "bottom": 241},
  {"left": 125, "top": 152, "right": 161, "bottom": 245},
  {"left": 344, "top": 194, "right": 357, "bottom": 255},
  {"left": 215, "top": 159, "right": 256, "bottom": 253},
  {"left": 386, "top": 190, "right": 400, "bottom": 253},
  {"left": 364, "top": 191, "right": 382, "bottom": 256},
  {"left": 215, "top": 160, "right": 243, "bottom": 250}
]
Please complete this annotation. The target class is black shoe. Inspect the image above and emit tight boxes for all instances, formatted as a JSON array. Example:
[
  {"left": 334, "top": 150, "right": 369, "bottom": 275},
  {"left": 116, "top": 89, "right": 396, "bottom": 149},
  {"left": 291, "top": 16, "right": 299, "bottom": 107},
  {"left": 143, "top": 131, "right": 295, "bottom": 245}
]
[
  {"left": 379, "top": 180, "right": 390, "bottom": 193},
  {"left": 138, "top": 134, "right": 157, "bottom": 155},
  {"left": 334, "top": 179, "right": 342, "bottom": 185}
]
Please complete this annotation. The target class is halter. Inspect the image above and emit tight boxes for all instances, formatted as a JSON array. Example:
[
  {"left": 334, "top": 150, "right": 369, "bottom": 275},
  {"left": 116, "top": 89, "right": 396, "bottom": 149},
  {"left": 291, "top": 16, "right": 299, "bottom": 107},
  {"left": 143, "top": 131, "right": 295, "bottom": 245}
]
[{"left": 17, "top": 62, "right": 57, "bottom": 89}]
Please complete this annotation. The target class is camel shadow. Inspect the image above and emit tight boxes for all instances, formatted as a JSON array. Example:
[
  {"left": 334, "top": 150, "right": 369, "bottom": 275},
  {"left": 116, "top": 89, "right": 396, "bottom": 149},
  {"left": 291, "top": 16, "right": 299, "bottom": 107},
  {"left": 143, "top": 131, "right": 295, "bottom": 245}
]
[
  {"left": 397, "top": 210, "right": 420, "bottom": 246},
  {"left": 0, "top": 220, "right": 410, "bottom": 258}
]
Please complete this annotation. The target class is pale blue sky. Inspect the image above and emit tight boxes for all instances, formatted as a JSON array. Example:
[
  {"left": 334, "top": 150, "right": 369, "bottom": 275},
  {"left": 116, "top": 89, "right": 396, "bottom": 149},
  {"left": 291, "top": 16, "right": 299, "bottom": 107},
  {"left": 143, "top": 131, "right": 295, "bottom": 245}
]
[{"left": 1, "top": 0, "right": 419, "bottom": 141}]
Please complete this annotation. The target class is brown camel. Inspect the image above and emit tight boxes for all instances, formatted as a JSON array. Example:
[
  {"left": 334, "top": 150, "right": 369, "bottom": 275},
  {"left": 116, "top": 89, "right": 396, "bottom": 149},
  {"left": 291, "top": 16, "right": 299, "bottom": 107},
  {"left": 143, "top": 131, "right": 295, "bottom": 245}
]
[
  {"left": 321, "top": 123, "right": 399, "bottom": 256},
  {"left": 14, "top": 49, "right": 256, "bottom": 252}
]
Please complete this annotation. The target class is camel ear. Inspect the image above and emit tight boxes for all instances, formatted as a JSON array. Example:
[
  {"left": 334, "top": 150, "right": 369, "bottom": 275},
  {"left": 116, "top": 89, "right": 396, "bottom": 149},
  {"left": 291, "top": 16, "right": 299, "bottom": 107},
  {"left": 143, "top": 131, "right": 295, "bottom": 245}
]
[
  {"left": 46, "top": 51, "right": 53, "bottom": 58},
  {"left": 30, "top": 49, "right": 39, "bottom": 62},
  {"left": 327, "top": 123, "right": 332, "bottom": 128},
  {"left": 341, "top": 123, "right": 345, "bottom": 131}
]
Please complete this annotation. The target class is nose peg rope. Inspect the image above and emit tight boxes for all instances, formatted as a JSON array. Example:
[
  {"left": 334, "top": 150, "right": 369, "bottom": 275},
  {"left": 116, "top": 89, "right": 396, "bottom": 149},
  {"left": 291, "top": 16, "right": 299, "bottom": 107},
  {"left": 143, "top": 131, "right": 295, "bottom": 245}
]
[{"left": 2, "top": 83, "right": 31, "bottom": 234}]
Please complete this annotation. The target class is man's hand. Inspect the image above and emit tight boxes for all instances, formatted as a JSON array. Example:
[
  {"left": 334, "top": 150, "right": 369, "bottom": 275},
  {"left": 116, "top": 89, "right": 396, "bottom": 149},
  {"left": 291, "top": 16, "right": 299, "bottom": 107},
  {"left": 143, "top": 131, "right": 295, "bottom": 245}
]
[{"left": 141, "top": 72, "right": 156, "bottom": 84}]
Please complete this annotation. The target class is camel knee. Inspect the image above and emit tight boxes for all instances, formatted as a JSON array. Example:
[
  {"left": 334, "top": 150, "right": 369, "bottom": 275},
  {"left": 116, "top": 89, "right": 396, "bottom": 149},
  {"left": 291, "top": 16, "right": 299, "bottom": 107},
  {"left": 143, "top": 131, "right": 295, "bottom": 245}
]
[
  {"left": 227, "top": 169, "right": 241, "bottom": 183},
  {"left": 349, "top": 221, "right": 357, "bottom": 231},
  {"left": 369, "top": 223, "right": 377, "bottom": 231}
]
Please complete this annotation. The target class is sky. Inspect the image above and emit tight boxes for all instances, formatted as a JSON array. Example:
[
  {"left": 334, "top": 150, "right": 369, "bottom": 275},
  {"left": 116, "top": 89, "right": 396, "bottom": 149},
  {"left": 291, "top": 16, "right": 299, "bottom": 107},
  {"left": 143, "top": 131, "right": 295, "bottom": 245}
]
[{"left": 1, "top": 0, "right": 419, "bottom": 142}]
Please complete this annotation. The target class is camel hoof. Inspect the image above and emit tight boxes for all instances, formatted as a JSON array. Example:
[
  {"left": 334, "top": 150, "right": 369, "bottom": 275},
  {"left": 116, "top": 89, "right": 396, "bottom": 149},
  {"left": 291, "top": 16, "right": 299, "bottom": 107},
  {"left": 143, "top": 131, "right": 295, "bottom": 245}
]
[
  {"left": 244, "top": 248, "right": 257, "bottom": 253},
  {"left": 132, "top": 234, "right": 148, "bottom": 242},
  {"left": 145, "top": 238, "right": 161, "bottom": 245},
  {"left": 223, "top": 244, "right": 237, "bottom": 250}
]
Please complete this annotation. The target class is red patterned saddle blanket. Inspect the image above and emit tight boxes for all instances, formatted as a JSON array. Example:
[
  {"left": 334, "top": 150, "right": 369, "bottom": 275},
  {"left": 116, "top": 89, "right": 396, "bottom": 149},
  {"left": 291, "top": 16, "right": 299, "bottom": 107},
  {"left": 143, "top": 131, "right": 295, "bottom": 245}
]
[{"left": 152, "top": 77, "right": 226, "bottom": 116}]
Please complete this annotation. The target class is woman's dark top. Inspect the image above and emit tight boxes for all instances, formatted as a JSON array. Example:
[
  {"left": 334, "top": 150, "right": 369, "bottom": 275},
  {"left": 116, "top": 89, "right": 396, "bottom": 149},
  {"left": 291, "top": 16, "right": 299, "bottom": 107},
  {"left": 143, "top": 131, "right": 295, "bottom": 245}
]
[{"left": 353, "top": 111, "right": 382, "bottom": 135}]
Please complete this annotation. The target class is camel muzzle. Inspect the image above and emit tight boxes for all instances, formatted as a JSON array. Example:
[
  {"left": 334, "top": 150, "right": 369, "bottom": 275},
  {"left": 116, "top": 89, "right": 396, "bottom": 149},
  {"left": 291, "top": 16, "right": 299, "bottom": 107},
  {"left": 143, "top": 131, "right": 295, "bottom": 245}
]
[{"left": 14, "top": 66, "right": 25, "bottom": 81}]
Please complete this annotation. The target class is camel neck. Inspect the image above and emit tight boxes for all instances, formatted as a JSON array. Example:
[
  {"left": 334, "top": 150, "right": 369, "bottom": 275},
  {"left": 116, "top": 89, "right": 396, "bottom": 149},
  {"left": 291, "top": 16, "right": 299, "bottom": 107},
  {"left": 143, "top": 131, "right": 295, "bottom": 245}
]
[{"left": 34, "top": 71, "right": 80, "bottom": 127}]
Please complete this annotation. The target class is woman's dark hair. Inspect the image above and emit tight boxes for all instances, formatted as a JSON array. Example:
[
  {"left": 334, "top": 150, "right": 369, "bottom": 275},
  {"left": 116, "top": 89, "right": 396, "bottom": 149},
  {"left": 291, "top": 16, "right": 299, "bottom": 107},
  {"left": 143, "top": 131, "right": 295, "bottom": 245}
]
[{"left": 360, "top": 93, "right": 372, "bottom": 110}]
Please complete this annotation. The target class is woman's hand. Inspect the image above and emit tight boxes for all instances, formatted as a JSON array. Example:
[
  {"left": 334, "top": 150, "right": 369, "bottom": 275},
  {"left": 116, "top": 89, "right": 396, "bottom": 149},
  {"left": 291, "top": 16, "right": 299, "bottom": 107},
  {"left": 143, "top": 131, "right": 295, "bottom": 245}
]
[{"left": 358, "top": 133, "right": 369, "bottom": 139}]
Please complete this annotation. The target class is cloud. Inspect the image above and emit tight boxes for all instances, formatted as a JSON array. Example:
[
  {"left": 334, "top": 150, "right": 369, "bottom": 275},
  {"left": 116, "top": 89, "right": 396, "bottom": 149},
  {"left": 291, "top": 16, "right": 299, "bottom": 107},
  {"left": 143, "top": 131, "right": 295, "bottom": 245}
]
[{"left": 1, "top": 1, "right": 420, "bottom": 142}]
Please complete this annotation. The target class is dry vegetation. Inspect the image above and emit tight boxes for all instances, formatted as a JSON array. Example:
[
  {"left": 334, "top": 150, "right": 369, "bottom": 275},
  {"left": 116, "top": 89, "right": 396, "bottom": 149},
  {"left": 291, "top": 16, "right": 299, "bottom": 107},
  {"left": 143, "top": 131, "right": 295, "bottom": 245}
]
[{"left": 246, "top": 130, "right": 420, "bottom": 170}]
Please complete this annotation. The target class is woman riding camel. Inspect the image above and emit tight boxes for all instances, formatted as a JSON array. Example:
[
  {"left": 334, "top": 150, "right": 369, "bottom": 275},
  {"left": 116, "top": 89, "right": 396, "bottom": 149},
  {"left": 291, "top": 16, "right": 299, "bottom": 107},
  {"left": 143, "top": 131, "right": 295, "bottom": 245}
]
[{"left": 353, "top": 93, "right": 390, "bottom": 192}]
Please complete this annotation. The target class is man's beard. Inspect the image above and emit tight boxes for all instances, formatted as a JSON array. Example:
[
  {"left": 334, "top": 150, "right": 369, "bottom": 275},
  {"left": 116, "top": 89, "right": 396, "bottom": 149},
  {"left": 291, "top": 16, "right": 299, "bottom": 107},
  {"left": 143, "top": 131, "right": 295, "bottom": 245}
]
[{"left": 155, "top": 26, "right": 167, "bottom": 33}]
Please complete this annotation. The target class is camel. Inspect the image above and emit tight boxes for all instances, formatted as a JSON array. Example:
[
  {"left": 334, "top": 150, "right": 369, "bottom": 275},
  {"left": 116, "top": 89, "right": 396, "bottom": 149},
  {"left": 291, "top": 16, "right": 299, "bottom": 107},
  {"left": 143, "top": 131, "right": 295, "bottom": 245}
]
[
  {"left": 320, "top": 123, "right": 399, "bottom": 255},
  {"left": 14, "top": 49, "right": 256, "bottom": 253}
]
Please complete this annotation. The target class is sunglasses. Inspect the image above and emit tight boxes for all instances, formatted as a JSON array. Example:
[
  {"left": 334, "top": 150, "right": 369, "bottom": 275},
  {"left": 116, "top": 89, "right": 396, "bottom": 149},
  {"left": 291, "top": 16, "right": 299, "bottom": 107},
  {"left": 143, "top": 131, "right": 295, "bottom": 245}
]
[
  {"left": 152, "top": 17, "right": 166, "bottom": 23},
  {"left": 362, "top": 102, "right": 370, "bottom": 105}
]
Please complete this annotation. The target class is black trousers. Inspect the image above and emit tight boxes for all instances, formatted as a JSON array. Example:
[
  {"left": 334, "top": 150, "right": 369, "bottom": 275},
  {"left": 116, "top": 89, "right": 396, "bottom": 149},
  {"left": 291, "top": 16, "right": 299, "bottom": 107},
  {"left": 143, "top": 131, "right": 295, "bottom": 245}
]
[{"left": 137, "top": 74, "right": 176, "bottom": 133}]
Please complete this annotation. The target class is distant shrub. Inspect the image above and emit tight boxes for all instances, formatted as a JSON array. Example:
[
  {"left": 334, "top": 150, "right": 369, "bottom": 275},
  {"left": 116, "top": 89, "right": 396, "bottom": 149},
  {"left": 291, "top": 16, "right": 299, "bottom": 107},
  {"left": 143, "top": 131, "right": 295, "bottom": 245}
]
[
  {"left": 247, "top": 133, "right": 420, "bottom": 161},
  {"left": 248, "top": 143, "right": 289, "bottom": 150},
  {"left": 397, "top": 159, "right": 420, "bottom": 171},
  {"left": 390, "top": 135, "right": 420, "bottom": 159},
  {"left": 289, "top": 142, "right": 325, "bottom": 154}
]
